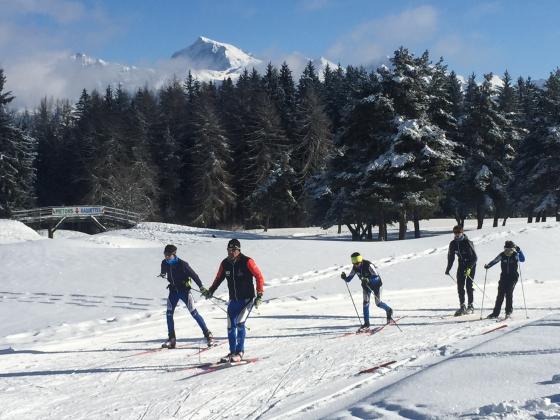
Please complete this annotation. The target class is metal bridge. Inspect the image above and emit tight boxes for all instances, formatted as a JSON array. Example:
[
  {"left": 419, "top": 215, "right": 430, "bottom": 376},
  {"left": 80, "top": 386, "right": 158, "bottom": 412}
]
[{"left": 11, "top": 206, "right": 141, "bottom": 238}]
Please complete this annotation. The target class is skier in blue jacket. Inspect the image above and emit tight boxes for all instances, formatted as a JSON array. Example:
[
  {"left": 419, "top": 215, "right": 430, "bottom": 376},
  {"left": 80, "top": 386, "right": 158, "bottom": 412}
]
[
  {"left": 341, "top": 252, "right": 394, "bottom": 331},
  {"left": 484, "top": 240, "right": 526, "bottom": 319},
  {"left": 158, "top": 244, "right": 213, "bottom": 348}
]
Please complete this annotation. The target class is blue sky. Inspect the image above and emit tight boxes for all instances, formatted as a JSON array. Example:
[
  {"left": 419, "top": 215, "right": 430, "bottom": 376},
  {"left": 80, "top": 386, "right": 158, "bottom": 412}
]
[
  {"left": 1, "top": 0, "right": 559, "bottom": 87},
  {"left": 2, "top": 0, "right": 559, "bottom": 79}
]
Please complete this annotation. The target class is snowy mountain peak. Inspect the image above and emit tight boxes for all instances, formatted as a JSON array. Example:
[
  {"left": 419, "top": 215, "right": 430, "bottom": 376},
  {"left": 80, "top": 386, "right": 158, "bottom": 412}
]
[
  {"left": 71, "top": 53, "right": 108, "bottom": 68},
  {"left": 171, "top": 36, "right": 261, "bottom": 71}
]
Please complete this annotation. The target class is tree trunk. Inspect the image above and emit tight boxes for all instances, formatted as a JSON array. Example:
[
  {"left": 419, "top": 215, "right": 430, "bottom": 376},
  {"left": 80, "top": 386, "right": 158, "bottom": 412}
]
[
  {"left": 502, "top": 217, "right": 508, "bottom": 226},
  {"left": 347, "top": 224, "right": 359, "bottom": 241},
  {"left": 493, "top": 212, "right": 499, "bottom": 227},
  {"left": 398, "top": 210, "right": 407, "bottom": 240},
  {"left": 413, "top": 208, "right": 421, "bottom": 238},
  {"left": 536, "top": 212, "right": 541, "bottom": 223},
  {"left": 477, "top": 204, "right": 484, "bottom": 229},
  {"left": 542, "top": 214, "right": 547, "bottom": 222},
  {"left": 378, "top": 212, "right": 385, "bottom": 241},
  {"left": 337, "top": 223, "right": 341, "bottom": 234},
  {"left": 556, "top": 206, "right": 559, "bottom": 222},
  {"left": 366, "top": 224, "right": 373, "bottom": 240}
]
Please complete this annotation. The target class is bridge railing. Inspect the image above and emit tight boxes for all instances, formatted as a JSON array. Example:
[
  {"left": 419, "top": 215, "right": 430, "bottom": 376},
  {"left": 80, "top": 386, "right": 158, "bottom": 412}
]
[{"left": 11, "top": 206, "right": 141, "bottom": 227}]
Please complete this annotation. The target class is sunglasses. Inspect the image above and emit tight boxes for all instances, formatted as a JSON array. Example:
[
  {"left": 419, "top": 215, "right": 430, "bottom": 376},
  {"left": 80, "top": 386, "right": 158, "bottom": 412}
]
[{"left": 227, "top": 247, "right": 240, "bottom": 252}]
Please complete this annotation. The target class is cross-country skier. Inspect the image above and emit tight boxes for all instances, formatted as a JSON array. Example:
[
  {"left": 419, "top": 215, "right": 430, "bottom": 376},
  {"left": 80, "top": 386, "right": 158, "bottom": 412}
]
[
  {"left": 158, "top": 244, "right": 213, "bottom": 349},
  {"left": 445, "top": 225, "right": 478, "bottom": 316},
  {"left": 341, "top": 252, "right": 394, "bottom": 331},
  {"left": 484, "top": 240, "right": 526, "bottom": 319},
  {"left": 203, "top": 239, "right": 265, "bottom": 363}
]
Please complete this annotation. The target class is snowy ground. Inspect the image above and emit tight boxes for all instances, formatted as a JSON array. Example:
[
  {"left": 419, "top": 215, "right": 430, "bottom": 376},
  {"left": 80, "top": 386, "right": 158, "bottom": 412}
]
[{"left": 1, "top": 218, "right": 559, "bottom": 419}]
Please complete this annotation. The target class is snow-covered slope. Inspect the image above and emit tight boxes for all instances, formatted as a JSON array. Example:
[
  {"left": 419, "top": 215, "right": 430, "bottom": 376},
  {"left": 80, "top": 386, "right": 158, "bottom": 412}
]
[{"left": 1, "top": 218, "right": 559, "bottom": 419}]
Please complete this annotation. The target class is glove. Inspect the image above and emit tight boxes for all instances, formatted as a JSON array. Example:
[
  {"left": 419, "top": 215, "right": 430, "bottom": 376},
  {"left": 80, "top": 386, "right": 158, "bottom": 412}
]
[
  {"left": 156, "top": 273, "right": 166, "bottom": 278},
  {"left": 203, "top": 287, "right": 214, "bottom": 299},
  {"left": 254, "top": 293, "right": 263, "bottom": 309},
  {"left": 445, "top": 269, "right": 450, "bottom": 275},
  {"left": 341, "top": 272, "right": 347, "bottom": 280},
  {"left": 515, "top": 246, "right": 520, "bottom": 253},
  {"left": 484, "top": 264, "right": 489, "bottom": 269},
  {"left": 465, "top": 267, "right": 472, "bottom": 277},
  {"left": 200, "top": 287, "right": 209, "bottom": 297}
]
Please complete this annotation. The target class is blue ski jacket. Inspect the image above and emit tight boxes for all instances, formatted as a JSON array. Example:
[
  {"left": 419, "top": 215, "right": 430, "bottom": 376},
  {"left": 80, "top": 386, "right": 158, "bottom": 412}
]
[{"left": 160, "top": 258, "right": 204, "bottom": 293}]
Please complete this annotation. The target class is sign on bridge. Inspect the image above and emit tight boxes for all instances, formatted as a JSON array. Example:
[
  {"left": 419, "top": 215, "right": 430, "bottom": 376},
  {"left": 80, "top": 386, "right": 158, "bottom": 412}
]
[{"left": 52, "top": 207, "right": 105, "bottom": 216}]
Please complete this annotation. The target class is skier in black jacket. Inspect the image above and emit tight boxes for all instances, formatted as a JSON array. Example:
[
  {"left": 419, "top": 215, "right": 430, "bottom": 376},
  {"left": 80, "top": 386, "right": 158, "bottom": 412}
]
[
  {"left": 158, "top": 244, "right": 213, "bottom": 349},
  {"left": 484, "top": 240, "right": 525, "bottom": 319},
  {"left": 445, "top": 225, "right": 478, "bottom": 316}
]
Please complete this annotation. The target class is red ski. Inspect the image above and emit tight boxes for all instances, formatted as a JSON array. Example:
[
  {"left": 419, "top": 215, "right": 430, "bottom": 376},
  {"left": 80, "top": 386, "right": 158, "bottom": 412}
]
[
  {"left": 130, "top": 341, "right": 222, "bottom": 357},
  {"left": 482, "top": 324, "right": 507, "bottom": 335},
  {"left": 182, "top": 358, "right": 259, "bottom": 378},
  {"left": 358, "top": 360, "right": 397, "bottom": 374}
]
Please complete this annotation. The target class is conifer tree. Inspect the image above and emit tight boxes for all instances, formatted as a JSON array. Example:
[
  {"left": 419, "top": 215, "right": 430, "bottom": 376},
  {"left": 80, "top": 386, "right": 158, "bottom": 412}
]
[
  {"left": 0, "top": 69, "right": 36, "bottom": 216},
  {"left": 189, "top": 85, "right": 236, "bottom": 227}
]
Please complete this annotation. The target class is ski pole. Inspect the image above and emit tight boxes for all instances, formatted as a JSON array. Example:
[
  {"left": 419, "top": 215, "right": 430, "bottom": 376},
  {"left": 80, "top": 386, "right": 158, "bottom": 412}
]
[
  {"left": 480, "top": 269, "right": 488, "bottom": 320},
  {"left": 519, "top": 263, "right": 529, "bottom": 319},
  {"left": 191, "top": 288, "right": 229, "bottom": 314},
  {"left": 345, "top": 282, "right": 362, "bottom": 325}
]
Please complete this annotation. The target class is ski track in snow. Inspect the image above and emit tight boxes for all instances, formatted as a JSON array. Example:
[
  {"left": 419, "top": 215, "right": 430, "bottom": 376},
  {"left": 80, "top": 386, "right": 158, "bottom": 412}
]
[{"left": 0, "top": 221, "right": 559, "bottom": 419}]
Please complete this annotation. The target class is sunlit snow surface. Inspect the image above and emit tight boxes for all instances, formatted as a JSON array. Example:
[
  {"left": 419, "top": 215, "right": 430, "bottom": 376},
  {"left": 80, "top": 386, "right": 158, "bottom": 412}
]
[{"left": 1, "top": 218, "right": 559, "bottom": 419}]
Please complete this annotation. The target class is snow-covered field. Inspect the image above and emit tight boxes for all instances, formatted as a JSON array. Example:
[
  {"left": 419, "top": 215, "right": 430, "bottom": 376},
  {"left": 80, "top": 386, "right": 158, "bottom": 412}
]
[{"left": 1, "top": 218, "right": 559, "bottom": 419}]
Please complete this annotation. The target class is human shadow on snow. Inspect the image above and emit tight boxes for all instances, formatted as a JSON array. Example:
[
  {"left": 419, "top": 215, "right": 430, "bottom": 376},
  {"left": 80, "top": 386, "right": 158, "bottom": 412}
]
[{"left": 0, "top": 364, "right": 193, "bottom": 378}]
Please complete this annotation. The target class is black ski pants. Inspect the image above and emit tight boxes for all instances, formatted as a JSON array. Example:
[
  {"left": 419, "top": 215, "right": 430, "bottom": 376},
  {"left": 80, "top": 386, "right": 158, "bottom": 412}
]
[
  {"left": 492, "top": 273, "right": 518, "bottom": 315},
  {"left": 457, "top": 264, "right": 475, "bottom": 306}
]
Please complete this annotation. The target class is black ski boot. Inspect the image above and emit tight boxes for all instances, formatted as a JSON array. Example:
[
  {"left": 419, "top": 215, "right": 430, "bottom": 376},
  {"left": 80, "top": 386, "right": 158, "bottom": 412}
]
[
  {"left": 386, "top": 308, "right": 394, "bottom": 324},
  {"left": 454, "top": 304, "right": 467, "bottom": 317},
  {"left": 161, "top": 337, "right": 176, "bottom": 349},
  {"left": 486, "top": 312, "right": 499, "bottom": 319},
  {"left": 204, "top": 330, "right": 214, "bottom": 347},
  {"left": 357, "top": 322, "right": 370, "bottom": 332},
  {"left": 466, "top": 304, "right": 474, "bottom": 314}
]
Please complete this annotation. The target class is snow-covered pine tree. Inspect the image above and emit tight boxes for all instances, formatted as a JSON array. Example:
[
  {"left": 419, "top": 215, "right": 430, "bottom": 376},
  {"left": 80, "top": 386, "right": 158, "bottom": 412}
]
[
  {"left": 324, "top": 91, "right": 397, "bottom": 241},
  {"left": 0, "top": 69, "right": 37, "bottom": 216},
  {"left": 378, "top": 49, "right": 459, "bottom": 238},
  {"left": 243, "top": 90, "right": 296, "bottom": 230},
  {"left": 189, "top": 84, "right": 236, "bottom": 228},
  {"left": 33, "top": 98, "right": 74, "bottom": 206},
  {"left": 495, "top": 70, "right": 522, "bottom": 226},
  {"left": 515, "top": 70, "right": 560, "bottom": 221}
]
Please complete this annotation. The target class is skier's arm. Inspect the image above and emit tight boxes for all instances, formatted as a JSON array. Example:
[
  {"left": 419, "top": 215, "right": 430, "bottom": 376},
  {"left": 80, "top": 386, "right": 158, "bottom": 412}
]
[
  {"left": 158, "top": 261, "right": 167, "bottom": 278},
  {"left": 467, "top": 239, "right": 478, "bottom": 265},
  {"left": 184, "top": 262, "right": 203, "bottom": 289},
  {"left": 484, "top": 254, "right": 501, "bottom": 269},
  {"left": 208, "top": 262, "right": 226, "bottom": 294},
  {"left": 344, "top": 267, "right": 357, "bottom": 282},
  {"left": 247, "top": 258, "right": 265, "bottom": 295},
  {"left": 445, "top": 243, "right": 455, "bottom": 273}
]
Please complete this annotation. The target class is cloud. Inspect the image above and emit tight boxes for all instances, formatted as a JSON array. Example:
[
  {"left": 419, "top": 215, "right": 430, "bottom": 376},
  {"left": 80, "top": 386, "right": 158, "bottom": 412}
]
[
  {"left": 326, "top": 5, "right": 438, "bottom": 65},
  {"left": 0, "top": 0, "right": 85, "bottom": 23}
]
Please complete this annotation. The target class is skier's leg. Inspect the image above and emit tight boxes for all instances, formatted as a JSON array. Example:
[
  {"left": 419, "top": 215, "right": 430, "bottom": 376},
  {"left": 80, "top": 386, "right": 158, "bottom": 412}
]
[
  {"left": 166, "top": 291, "right": 180, "bottom": 339},
  {"left": 234, "top": 298, "right": 253, "bottom": 354},
  {"left": 456, "top": 269, "right": 466, "bottom": 306},
  {"left": 372, "top": 283, "right": 392, "bottom": 322},
  {"left": 493, "top": 276, "right": 507, "bottom": 315},
  {"left": 183, "top": 289, "right": 209, "bottom": 335},
  {"left": 226, "top": 301, "right": 242, "bottom": 354},
  {"left": 505, "top": 275, "right": 518, "bottom": 315},
  {"left": 362, "top": 288, "right": 371, "bottom": 326}
]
